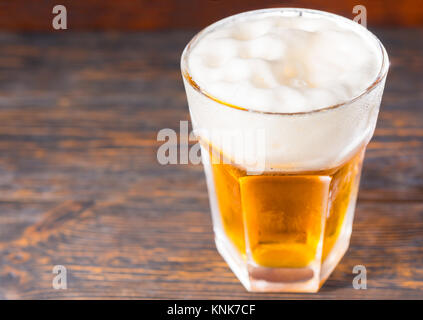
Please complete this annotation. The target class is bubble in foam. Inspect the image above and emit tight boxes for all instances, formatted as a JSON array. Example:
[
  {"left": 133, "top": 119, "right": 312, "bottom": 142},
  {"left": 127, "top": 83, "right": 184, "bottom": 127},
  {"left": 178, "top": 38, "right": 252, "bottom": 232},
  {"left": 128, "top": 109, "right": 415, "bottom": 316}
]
[
  {"left": 221, "top": 58, "right": 251, "bottom": 82},
  {"left": 230, "top": 18, "right": 273, "bottom": 40},
  {"left": 273, "top": 86, "right": 308, "bottom": 112},
  {"left": 196, "top": 37, "right": 239, "bottom": 67},
  {"left": 248, "top": 59, "right": 279, "bottom": 89},
  {"left": 241, "top": 35, "right": 286, "bottom": 60}
]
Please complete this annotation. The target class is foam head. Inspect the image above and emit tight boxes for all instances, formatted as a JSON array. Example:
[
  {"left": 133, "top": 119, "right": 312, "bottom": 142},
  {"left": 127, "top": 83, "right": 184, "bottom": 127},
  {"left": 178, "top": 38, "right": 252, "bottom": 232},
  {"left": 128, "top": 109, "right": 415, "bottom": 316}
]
[{"left": 182, "top": 8, "right": 389, "bottom": 172}]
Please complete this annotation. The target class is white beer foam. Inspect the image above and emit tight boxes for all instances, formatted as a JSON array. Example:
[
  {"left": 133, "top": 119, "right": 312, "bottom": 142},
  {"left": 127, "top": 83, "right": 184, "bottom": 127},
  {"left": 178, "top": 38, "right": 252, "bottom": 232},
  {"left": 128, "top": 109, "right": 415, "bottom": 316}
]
[
  {"left": 188, "top": 13, "right": 381, "bottom": 113},
  {"left": 183, "top": 9, "right": 388, "bottom": 172}
]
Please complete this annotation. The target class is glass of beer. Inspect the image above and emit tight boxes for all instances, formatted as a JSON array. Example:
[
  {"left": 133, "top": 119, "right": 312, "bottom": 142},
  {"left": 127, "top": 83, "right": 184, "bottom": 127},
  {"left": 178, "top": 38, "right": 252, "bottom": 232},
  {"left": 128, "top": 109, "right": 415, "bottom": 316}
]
[{"left": 181, "top": 8, "right": 389, "bottom": 292}]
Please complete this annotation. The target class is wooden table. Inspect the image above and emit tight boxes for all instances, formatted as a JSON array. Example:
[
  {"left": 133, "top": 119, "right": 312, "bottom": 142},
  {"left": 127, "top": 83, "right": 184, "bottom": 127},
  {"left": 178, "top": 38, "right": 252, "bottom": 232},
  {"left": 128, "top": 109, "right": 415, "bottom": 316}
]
[{"left": 0, "top": 29, "right": 422, "bottom": 300}]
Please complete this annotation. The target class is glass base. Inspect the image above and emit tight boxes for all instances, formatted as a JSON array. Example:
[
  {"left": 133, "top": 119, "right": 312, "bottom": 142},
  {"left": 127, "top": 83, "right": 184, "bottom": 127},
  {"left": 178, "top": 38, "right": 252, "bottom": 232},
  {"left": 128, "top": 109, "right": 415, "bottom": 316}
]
[{"left": 214, "top": 200, "right": 355, "bottom": 293}]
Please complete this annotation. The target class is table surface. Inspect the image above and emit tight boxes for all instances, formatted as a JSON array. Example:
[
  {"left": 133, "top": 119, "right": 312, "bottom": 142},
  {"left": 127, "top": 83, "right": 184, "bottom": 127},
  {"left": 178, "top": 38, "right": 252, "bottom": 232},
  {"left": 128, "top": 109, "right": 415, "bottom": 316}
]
[{"left": 0, "top": 29, "right": 422, "bottom": 300}]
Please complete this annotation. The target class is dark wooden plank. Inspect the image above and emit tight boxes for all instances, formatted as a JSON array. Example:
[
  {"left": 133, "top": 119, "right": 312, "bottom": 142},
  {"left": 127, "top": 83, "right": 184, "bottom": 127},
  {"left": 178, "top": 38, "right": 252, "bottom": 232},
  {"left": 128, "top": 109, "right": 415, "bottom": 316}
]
[
  {"left": 0, "top": 0, "right": 422, "bottom": 31},
  {"left": 0, "top": 29, "right": 422, "bottom": 299},
  {"left": 1, "top": 195, "right": 422, "bottom": 299}
]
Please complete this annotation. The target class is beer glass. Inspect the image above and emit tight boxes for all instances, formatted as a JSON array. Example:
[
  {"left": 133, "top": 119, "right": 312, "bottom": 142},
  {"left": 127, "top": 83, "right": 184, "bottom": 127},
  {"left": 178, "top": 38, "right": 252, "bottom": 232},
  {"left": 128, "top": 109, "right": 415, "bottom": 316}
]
[{"left": 181, "top": 8, "right": 389, "bottom": 292}]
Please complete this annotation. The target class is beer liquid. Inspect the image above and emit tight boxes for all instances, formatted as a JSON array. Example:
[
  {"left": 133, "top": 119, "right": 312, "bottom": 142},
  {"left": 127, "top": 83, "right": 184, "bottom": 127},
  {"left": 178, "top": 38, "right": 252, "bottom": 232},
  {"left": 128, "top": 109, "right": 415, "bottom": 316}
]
[{"left": 207, "top": 143, "right": 365, "bottom": 268}]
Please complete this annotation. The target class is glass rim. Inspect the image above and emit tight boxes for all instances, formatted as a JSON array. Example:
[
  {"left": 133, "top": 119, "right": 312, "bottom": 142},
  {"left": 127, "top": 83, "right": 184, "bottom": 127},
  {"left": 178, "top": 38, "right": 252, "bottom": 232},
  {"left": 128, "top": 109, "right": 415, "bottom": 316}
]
[{"left": 181, "top": 7, "right": 390, "bottom": 117}]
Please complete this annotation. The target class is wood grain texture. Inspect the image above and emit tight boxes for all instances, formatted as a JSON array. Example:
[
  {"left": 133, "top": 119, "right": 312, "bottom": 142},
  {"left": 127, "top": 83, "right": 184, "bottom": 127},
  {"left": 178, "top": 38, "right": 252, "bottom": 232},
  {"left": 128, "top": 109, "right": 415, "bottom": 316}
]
[
  {"left": 0, "top": 0, "right": 422, "bottom": 31},
  {"left": 0, "top": 29, "right": 422, "bottom": 299}
]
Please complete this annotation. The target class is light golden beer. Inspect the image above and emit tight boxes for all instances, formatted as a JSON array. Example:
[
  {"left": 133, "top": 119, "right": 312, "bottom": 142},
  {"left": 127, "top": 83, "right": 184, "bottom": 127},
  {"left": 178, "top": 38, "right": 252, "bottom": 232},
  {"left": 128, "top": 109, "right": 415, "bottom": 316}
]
[
  {"left": 181, "top": 8, "right": 389, "bottom": 292},
  {"left": 206, "top": 142, "right": 364, "bottom": 268}
]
